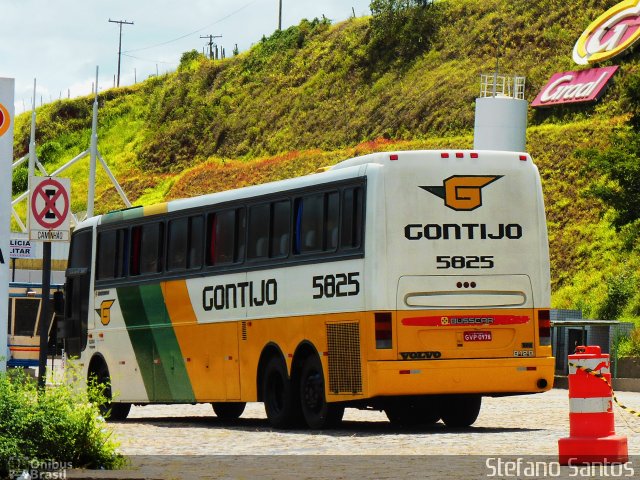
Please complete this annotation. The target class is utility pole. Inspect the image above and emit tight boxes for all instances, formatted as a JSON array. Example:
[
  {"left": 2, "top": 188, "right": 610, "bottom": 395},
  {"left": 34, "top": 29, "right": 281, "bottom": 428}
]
[
  {"left": 200, "top": 34, "right": 222, "bottom": 60},
  {"left": 278, "top": 0, "right": 283, "bottom": 30},
  {"left": 109, "top": 18, "right": 134, "bottom": 87}
]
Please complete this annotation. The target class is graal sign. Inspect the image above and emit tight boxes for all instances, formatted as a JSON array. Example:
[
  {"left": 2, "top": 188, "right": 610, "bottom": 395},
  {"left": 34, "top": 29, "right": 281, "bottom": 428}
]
[
  {"left": 532, "top": 66, "right": 619, "bottom": 107},
  {"left": 574, "top": 0, "right": 640, "bottom": 65}
]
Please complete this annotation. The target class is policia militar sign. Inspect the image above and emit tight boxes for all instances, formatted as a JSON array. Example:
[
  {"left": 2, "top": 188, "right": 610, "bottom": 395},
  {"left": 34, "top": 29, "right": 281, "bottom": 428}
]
[{"left": 0, "top": 78, "right": 15, "bottom": 372}]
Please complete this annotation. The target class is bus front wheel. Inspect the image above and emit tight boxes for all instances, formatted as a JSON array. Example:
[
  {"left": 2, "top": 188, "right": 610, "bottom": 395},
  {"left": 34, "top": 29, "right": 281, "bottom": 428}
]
[
  {"left": 89, "top": 363, "right": 131, "bottom": 421},
  {"left": 440, "top": 394, "right": 481, "bottom": 428},
  {"left": 212, "top": 402, "right": 246, "bottom": 420},
  {"left": 262, "top": 356, "right": 301, "bottom": 428},
  {"left": 299, "top": 355, "right": 344, "bottom": 429}
]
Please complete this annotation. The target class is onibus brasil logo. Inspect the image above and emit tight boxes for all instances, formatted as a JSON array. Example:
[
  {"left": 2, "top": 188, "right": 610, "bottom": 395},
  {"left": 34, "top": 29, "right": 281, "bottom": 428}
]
[{"left": 420, "top": 175, "right": 502, "bottom": 211}]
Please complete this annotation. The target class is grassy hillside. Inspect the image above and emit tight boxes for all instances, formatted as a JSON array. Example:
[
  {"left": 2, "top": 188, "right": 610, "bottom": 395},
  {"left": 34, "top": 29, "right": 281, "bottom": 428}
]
[{"left": 10, "top": 0, "right": 640, "bottom": 324}]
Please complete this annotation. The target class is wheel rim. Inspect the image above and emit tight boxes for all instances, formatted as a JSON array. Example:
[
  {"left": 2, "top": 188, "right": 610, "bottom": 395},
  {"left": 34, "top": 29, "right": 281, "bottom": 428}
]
[{"left": 302, "top": 369, "right": 324, "bottom": 414}]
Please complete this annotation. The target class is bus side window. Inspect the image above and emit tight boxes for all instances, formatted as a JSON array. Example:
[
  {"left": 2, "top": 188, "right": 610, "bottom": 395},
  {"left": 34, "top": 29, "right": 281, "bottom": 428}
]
[
  {"left": 341, "top": 187, "right": 363, "bottom": 250},
  {"left": 115, "top": 228, "right": 129, "bottom": 278},
  {"left": 271, "top": 200, "right": 290, "bottom": 258},
  {"left": 326, "top": 191, "right": 339, "bottom": 252},
  {"left": 208, "top": 209, "right": 237, "bottom": 266},
  {"left": 297, "top": 194, "right": 324, "bottom": 254},
  {"left": 130, "top": 226, "right": 141, "bottom": 276},
  {"left": 97, "top": 230, "right": 117, "bottom": 280},
  {"left": 188, "top": 215, "right": 204, "bottom": 270},
  {"left": 167, "top": 217, "right": 188, "bottom": 271},
  {"left": 248, "top": 203, "right": 271, "bottom": 260},
  {"left": 140, "top": 222, "right": 164, "bottom": 275}
]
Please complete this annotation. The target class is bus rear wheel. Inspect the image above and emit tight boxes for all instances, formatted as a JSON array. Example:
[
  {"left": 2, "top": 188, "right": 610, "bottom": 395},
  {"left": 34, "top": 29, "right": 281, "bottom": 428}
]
[
  {"left": 385, "top": 396, "right": 441, "bottom": 427},
  {"left": 212, "top": 402, "right": 246, "bottom": 421},
  {"left": 440, "top": 394, "right": 481, "bottom": 428},
  {"left": 299, "top": 355, "right": 344, "bottom": 429},
  {"left": 262, "top": 356, "right": 301, "bottom": 429}
]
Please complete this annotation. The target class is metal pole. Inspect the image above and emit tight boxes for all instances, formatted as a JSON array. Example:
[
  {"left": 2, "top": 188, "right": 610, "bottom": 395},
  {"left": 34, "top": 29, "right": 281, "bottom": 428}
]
[
  {"left": 278, "top": 0, "right": 282, "bottom": 30},
  {"left": 87, "top": 67, "right": 99, "bottom": 218},
  {"left": 37, "top": 241, "right": 51, "bottom": 389},
  {"left": 28, "top": 79, "right": 36, "bottom": 181},
  {"left": 109, "top": 19, "right": 134, "bottom": 88},
  {"left": 117, "top": 22, "right": 123, "bottom": 87}
]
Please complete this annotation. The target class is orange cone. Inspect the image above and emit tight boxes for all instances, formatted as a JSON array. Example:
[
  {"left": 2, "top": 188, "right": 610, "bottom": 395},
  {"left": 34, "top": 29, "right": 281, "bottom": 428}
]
[{"left": 558, "top": 345, "right": 628, "bottom": 464}]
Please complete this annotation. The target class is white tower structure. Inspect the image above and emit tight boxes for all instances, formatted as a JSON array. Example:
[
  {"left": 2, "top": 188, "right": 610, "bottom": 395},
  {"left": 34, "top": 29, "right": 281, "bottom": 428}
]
[{"left": 473, "top": 74, "right": 528, "bottom": 152}]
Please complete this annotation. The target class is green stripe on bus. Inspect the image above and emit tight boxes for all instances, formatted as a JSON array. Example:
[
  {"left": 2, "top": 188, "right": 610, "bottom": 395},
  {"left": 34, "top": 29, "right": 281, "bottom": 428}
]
[
  {"left": 139, "top": 284, "right": 195, "bottom": 402},
  {"left": 102, "top": 207, "right": 144, "bottom": 224},
  {"left": 117, "top": 284, "right": 195, "bottom": 401}
]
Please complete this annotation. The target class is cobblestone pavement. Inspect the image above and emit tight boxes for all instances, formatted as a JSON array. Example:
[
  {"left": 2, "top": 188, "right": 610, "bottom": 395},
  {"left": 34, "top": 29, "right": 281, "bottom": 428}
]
[{"left": 68, "top": 388, "right": 640, "bottom": 479}]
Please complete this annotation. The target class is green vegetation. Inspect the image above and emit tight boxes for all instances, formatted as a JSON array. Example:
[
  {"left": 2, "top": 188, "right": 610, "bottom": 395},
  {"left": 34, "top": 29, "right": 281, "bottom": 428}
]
[
  {"left": 0, "top": 369, "right": 124, "bottom": 476},
  {"left": 9, "top": 0, "right": 640, "bottom": 353}
]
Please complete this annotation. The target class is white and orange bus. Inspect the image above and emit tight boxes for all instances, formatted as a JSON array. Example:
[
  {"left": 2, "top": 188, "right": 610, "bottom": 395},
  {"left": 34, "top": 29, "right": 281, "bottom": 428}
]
[{"left": 59, "top": 149, "right": 554, "bottom": 429}]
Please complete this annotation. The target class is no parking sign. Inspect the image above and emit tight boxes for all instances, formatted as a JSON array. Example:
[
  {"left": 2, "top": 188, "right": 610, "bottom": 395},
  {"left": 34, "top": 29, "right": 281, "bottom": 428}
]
[{"left": 29, "top": 176, "right": 71, "bottom": 242}]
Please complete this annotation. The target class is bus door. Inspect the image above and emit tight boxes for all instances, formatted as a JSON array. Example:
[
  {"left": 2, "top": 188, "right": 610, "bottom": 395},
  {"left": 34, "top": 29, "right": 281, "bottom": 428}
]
[{"left": 60, "top": 229, "right": 93, "bottom": 357}]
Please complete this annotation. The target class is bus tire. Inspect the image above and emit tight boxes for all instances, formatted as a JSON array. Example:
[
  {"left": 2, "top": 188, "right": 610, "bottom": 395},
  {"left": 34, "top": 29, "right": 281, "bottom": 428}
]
[
  {"left": 385, "top": 396, "right": 441, "bottom": 427},
  {"left": 212, "top": 402, "right": 246, "bottom": 420},
  {"left": 262, "top": 356, "right": 301, "bottom": 429},
  {"left": 440, "top": 394, "right": 481, "bottom": 428},
  {"left": 299, "top": 355, "right": 344, "bottom": 429},
  {"left": 89, "top": 362, "right": 131, "bottom": 421}
]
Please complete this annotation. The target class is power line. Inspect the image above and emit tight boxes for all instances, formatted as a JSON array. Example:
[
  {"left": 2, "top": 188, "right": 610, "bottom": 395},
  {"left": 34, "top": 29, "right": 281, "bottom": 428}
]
[
  {"left": 123, "top": 0, "right": 259, "bottom": 54},
  {"left": 109, "top": 18, "right": 134, "bottom": 87},
  {"left": 121, "top": 53, "right": 177, "bottom": 65}
]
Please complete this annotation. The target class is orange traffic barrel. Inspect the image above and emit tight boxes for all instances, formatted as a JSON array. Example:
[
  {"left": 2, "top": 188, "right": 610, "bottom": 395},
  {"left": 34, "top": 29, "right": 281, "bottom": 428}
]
[{"left": 558, "top": 345, "right": 628, "bottom": 464}]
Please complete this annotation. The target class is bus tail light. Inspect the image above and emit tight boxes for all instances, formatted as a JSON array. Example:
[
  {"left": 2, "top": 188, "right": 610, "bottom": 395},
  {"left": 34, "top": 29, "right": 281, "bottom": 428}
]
[
  {"left": 375, "top": 312, "right": 392, "bottom": 349},
  {"left": 538, "top": 309, "right": 551, "bottom": 346}
]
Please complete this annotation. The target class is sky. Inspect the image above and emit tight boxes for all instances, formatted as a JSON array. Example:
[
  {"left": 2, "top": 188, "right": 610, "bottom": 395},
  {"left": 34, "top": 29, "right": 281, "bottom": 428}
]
[{"left": 1, "top": 0, "right": 372, "bottom": 115}]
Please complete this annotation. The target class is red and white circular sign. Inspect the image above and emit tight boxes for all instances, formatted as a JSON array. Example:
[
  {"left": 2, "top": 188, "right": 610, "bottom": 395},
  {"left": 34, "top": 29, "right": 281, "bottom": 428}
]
[
  {"left": 0, "top": 102, "right": 10, "bottom": 137},
  {"left": 30, "top": 177, "right": 70, "bottom": 229}
]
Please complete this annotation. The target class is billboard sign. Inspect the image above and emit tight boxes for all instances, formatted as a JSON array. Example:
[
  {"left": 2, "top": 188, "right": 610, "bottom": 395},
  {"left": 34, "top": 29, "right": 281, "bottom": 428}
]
[
  {"left": 532, "top": 66, "right": 619, "bottom": 107},
  {"left": 0, "top": 78, "right": 14, "bottom": 371},
  {"left": 574, "top": 0, "right": 640, "bottom": 65}
]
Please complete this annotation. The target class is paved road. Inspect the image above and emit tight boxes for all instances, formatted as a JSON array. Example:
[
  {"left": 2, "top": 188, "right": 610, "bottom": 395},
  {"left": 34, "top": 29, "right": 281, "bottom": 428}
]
[{"left": 69, "top": 388, "right": 640, "bottom": 479}]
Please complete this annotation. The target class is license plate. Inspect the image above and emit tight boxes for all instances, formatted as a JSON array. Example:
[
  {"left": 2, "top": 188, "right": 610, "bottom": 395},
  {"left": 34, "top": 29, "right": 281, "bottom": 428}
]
[{"left": 464, "top": 331, "right": 492, "bottom": 342}]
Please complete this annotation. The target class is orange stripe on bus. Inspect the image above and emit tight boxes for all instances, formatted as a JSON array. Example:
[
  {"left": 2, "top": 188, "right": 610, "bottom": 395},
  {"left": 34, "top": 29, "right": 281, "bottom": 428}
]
[{"left": 162, "top": 280, "right": 240, "bottom": 401}]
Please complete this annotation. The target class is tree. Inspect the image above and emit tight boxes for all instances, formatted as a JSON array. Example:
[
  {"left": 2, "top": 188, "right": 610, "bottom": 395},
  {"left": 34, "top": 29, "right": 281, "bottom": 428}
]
[
  {"left": 584, "top": 129, "right": 640, "bottom": 229},
  {"left": 367, "top": 0, "right": 440, "bottom": 67}
]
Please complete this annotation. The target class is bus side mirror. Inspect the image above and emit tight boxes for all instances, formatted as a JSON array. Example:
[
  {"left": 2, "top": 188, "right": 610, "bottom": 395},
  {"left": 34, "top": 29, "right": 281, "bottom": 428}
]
[{"left": 54, "top": 290, "right": 65, "bottom": 316}]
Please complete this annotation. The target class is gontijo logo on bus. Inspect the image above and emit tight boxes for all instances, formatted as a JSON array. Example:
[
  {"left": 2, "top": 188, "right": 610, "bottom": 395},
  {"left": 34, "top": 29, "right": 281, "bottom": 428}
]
[
  {"left": 420, "top": 175, "right": 502, "bottom": 211},
  {"left": 573, "top": 0, "right": 640, "bottom": 65},
  {"left": 0, "top": 102, "right": 10, "bottom": 136},
  {"left": 97, "top": 300, "right": 115, "bottom": 326}
]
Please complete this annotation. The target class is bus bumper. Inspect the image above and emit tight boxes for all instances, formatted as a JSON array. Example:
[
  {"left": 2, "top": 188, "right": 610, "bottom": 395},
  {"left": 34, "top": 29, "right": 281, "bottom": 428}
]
[{"left": 366, "top": 357, "right": 555, "bottom": 397}]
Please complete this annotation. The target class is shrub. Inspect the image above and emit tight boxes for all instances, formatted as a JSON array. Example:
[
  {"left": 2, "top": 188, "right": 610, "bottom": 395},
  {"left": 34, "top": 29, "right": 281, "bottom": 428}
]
[
  {"left": 367, "top": 0, "right": 442, "bottom": 68},
  {"left": 0, "top": 367, "right": 124, "bottom": 478},
  {"left": 617, "top": 328, "right": 640, "bottom": 358}
]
